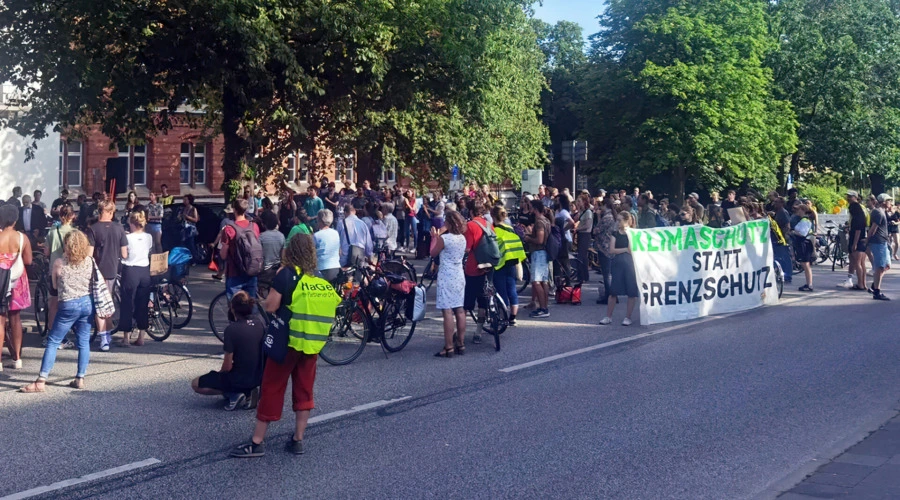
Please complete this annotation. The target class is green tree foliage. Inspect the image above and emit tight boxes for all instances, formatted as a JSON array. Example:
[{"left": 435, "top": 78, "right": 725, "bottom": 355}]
[
  {"left": 532, "top": 19, "right": 586, "bottom": 159},
  {"left": 580, "top": 0, "right": 797, "bottom": 203},
  {"left": 768, "top": 0, "right": 900, "bottom": 188},
  {"left": 0, "top": 0, "right": 548, "bottom": 194}
]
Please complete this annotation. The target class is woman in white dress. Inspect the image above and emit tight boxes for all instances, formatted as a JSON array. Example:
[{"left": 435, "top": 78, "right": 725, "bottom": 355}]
[{"left": 430, "top": 210, "right": 467, "bottom": 358}]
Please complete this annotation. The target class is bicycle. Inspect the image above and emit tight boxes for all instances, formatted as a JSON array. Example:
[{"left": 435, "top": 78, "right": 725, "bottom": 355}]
[
  {"left": 467, "top": 274, "right": 508, "bottom": 352},
  {"left": 158, "top": 261, "right": 194, "bottom": 329},
  {"left": 418, "top": 257, "right": 438, "bottom": 291},
  {"left": 516, "top": 258, "right": 531, "bottom": 294},
  {"left": 208, "top": 284, "right": 270, "bottom": 342},
  {"left": 319, "top": 266, "right": 418, "bottom": 366},
  {"left": 28, "top": 251, "right": 50, "bottom": 336},
  {"left": 90, "top": 276, "right": 173, "bottom": 343},
  {"left": 374, "top": 245, "right": 417, "bottom": 283}
]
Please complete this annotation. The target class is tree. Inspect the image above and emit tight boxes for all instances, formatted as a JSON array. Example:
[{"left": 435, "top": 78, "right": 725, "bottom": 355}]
[
  {"left": 768, "top": 0, "right": 900, "bottom": 192},
  {"left": 580, "top": 0, "right": 797, "bottom": 204},
  {"left": 0, "top": 0, "right": 548, "bottom": 194}
]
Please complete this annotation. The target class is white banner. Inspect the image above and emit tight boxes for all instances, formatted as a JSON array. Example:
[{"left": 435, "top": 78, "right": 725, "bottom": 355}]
[{"left": 628, "top": 220, "right": 779, "bottom": 326}]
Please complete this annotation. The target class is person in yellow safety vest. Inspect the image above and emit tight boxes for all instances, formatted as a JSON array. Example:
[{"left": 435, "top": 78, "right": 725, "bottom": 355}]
[
  {"left": 231, "top": 233, "right": 341, "bottom": 458},
  {"left": 491, "top": 205, "right": 527, "bottom": 326}
]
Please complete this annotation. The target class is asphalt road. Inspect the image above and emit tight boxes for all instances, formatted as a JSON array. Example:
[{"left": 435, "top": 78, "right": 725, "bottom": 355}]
[{"left": 0, "top": 260, "right": 898, "bottom": 500}]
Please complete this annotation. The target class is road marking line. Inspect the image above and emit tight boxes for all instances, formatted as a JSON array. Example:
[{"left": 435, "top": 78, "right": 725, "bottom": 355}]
[
  {"left": 1, "top": 458, "right": 161, "bottom": 500},
  {"left": 308, "top": 396, "right": 411, "bottom": 425},
  {"left": 499, "top": 290, "right": 837, "bottom": 374}
]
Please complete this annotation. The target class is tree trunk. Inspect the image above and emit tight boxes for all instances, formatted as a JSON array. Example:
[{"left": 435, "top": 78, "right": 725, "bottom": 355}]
[
  {"left": 870, "top": 172, "right": 886, "bottom": 197},
  {"left": 221, "top": 88, "right": 250, "bottom": 202},
  {"left": 776, "top": 154, "right": 789, "bottom": 194},
  {"left": 789, "top": 152, "right": 801, "bottom": 186},
  {"left": 672, "top": 164, "right": 686, "bottom": 208}
]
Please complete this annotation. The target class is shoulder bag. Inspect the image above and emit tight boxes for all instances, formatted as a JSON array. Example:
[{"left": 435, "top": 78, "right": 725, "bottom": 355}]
[{"left": 90, "top": 258, "right": 116, "bottom": 319}]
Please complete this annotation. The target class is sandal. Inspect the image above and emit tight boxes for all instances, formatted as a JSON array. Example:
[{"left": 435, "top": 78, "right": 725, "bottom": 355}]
[
  {"left": 454, "top": 343, "right": 466, "bottom": 355},
  {"left": 69, "top": 378, "right": 85, "bottom": 390},
  {"left": 19, "top": 380, "right": 47, "bottom": 393},
  {"left": 434, "top": 347, "right": 454, "bottom": 358}
]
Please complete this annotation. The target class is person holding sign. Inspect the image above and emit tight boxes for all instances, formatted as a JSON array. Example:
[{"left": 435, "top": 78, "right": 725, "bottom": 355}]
[
  {"left": 600, "top": 212, "right": 639, "bottom": 326},
  {"left": 789, "top": 204, "right": 815, "bottom": 292}
]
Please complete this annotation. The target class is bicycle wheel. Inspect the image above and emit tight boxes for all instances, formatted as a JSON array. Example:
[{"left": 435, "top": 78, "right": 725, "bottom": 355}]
[
  {"left": 147, "top": 293, "right": 174, "bottom": 341},
  {"left": 816, "top": 243, "right": 831, "bottom": 264},
  {"left": 319, "top": 302, "right": 369, "bottom": 366},
  {"left": 163, "top": 282, "right": 193, "bottom": 329},
  {"left": 482, "top": 294, "right": 508, "bottom": 351},
  {"left": 419, "top": 259, "right": 437, "bottom": 291},
  {"left": 382, "top": 260, "right": 416, "bottom": 283},
  {"left": 33, "top": 284, "right": 49, "bottom": 336},
  {"left": 381, "top": 294, "right": 417, "bottom": 352},
  {"left": 208, "top": 292, "right": 230, "bottom": 342},
  {"left": 516, "top": 260, "right": 530, "bottom": 294}
]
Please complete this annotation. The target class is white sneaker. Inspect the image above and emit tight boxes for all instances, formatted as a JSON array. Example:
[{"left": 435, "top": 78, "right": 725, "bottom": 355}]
[
  {"left": 622, "top": 318, "right": 633, "bottom": 326},
  {"left": 13, "top": 359, "right": 22, "bottom": 369},
  {"left": 599, "top": 317, "right": 612, "bottom": 325},
  {"left": 100, "top": 333, "right": 110, "bottom": 352}
]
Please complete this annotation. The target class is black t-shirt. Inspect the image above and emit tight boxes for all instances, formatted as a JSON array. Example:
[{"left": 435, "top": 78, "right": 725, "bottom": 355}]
[
  {"left": 273, "top": 266, "right": 302, "bottom": 308},
  {"left": 720, "top": 200, "right": 737, "bottom": 221},
  {"left": 223, "top": 317, "right": 265, "bottom": 389},
  {"left": 87, "top": 221, "right": 128, "bottom": 279},
  {"left": 51, "top": 197, "right": 68, "bottom": 214},
  {"left": 517, "top": 211, "right": 535, "bottom": 227},
  {"left": 849, "top": 203, "right": 868, "bottom": 243},
  {"left": 889, "top": 211, "right": 900, "bottom": 234}
]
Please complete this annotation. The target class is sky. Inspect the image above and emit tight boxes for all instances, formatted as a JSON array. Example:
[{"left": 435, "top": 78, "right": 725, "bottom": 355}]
[{"left": 533, "top": 0, "right": 604, "bottom": 40}]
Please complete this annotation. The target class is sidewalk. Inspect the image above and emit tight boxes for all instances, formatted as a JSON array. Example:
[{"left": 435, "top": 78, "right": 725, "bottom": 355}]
[{"left": 780, "top": 412, "right": 900, "bottom": 499}]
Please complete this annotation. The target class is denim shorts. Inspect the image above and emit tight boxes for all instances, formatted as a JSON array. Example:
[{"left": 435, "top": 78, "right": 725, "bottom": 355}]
[
  {"left": 531, "top": 250, "right": 549, "bottom": 283},
  {"left": 869, "top": 242, "right": 891, "bottom": 269}
]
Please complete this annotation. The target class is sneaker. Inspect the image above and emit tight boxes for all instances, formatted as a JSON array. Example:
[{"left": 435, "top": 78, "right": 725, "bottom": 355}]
[
  {"left": 244, "top": 387, "right": 260, "bottom": 410},
  {"left": 61, "top": 339, "right": 76, "bottom": 350},
  {"left": 99, "top": 334, "right": 110, "bottom": 352},
  {"left": 528, "top": 309, "right": 543, "bottom": 318},
  {"left": 224, "top": 393, "right": 247, "bottom": 411},
  {"left": 874, "top": 292, "right": 891, "bottom": 301},
  {"left": 472, "top": 334, "right": 482, "bottom": 344},
  {"left": 508, "top": 318, "right": 517, "bottom": 327},
  {"left": 13, "top": 359, "right": 22, "bottom": 369},
  {"left": 285, "top": 437, "right": 304, "bottom": 455},
  {"left": 230, "top": 441, "right": 265, "bottom": 458},
  {"left": 798, "top": 285, "right": 813, "bottom": 292},
  {"left": 535, "top": 309, "right": 550, "bottom": 319},
  {"left": 621, "top": 318, "right": 633, "bottom": 326},
  {"left": 599, "top": 317, "right": 612, "bottom": 325}
]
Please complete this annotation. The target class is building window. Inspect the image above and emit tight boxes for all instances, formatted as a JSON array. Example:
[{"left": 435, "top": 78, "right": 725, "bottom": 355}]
[
  {"left": 336, "top": 154, "right": 355, "bottom": 184},
  {"left": 286, "top": 155, "right": 296, "bottom": 183},
  {"left": 381, "top": 162, "right": 396, "bottom": 184},
  {"left": 299, "top": 155, "right": 309, "bottom": 184},
  {"left": 118, "top": 144, "right": 147, "bottom": 186},
  {"left": 180, "top": 143, "right": 206, "bottom": 186},
  {"left": 287, "top": 153, "right": 309, "bottom": 183},
  {"left": 60, "top": 140, "right": 82, "bottom": 187}
]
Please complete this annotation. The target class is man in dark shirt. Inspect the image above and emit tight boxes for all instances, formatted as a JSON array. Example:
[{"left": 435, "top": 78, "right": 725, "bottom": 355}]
[
  {"left": 868, "top": 194, "right": 892, "bottom": 300},
  {"left": 192, "top": 291, "right": 264, "bottom": 410},
  {"left": 87, "top": 200, "right": 128, "bottom": 351},
  {"left": 720, "top": 190, "right": 738, "bottom": 223},
  {"left": 51, "top": 189, "right": 69, "bottom": 219}
]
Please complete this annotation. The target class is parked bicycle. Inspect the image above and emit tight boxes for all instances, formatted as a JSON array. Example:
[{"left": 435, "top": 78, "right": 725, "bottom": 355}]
[
  {"left": 468, "top": 273, "right": 508, "bottom": 352},
  {"left": 319, "top": 266, "right": 418, "bottom": 366},
  {"left": 28, "top": 251, "right": 50, "bottom": 336}
]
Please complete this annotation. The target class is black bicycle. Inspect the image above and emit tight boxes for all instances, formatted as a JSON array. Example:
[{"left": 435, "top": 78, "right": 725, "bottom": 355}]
[
  {"left": 28, "top": 251, "right": 50, "bottom": 336},
  {"left": 319, "top": 267, "right": 418, "bottom": 366},
  {"left": 468, "top": 275, "right": 508, "bottom": 352},
  {"left": 208, "top": 287, "right": 270, "bottom": 342}
]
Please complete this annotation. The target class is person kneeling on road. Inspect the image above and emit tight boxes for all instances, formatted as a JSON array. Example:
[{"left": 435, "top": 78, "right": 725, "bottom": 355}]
[
  {"left": 191, "top": 291, "right": 265, "bottom": 411},
  {"left": 230, "top": 234, "right": 341, "bottom": 458}
]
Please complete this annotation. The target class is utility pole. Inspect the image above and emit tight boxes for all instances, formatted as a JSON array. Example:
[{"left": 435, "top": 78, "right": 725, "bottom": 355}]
[{"left": 562, "top": 140, "right": 588, "bottom": 195}]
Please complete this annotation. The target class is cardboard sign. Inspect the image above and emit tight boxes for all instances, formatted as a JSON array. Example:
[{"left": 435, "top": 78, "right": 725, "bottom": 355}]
[{"left": 150, "top": 251, "right": 169, "bottom": 277}]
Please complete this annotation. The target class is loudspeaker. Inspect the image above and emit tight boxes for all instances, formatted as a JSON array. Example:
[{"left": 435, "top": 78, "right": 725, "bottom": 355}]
[{"left": 105, "top": 157, "right": 129, "bottom": 195}]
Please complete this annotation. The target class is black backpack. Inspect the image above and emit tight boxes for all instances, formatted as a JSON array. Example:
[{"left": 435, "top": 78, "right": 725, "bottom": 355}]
[
  {"left": 546, "top": 225, "right": 563, "bottom": 261},
  {"left": 226, "top": 220, "right": 264, "bottom": 277}
]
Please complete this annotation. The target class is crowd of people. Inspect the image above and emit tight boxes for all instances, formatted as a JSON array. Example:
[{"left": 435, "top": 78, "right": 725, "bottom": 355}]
[{"left": 0, "top": 179, "right": 895, "bottom": 456}]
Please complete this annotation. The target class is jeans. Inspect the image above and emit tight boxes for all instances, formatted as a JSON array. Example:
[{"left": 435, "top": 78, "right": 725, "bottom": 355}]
[
  {"left": 397, "top": 218, "right": 407, "bottom": 248},
  {"left": 493, "top": 265, "right": 518, "bottom": 307},
  {"left": 183, "top": 235, "right": 197, "bottom": 263},
  {"left": 226, "top": 275, "right": 259, "bottom": 300},
  {"left": 119, "top": 265, "right": 150, "bottom": 332},
  {"left": 40, "top": 295, "right": 92, "bottom": 379},
  {"left": 406, "top": 216, "right": 418, "bottom": 249},
  {"left": 773, "top": 245, "right": 792, "bottom": 283},
  {"left": 598, "top": 253, "right": 612, "bottom": 302}
]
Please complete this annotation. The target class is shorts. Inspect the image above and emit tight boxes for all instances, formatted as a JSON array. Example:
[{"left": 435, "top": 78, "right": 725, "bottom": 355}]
[
  {"left": 464, "top": 273, "right": 489, "bottom": 311},
  {"left": 793, "top": 237, "right": 814, "bottom": 263},
  {"left": 531, "top": 250, "right": 549, "bottom": 283},
  {"left": 197, "top": 370, "right": 237, "bottom": 393},
  {"left": 256, "top": 349, "right": 318, "bottom": 422},
  {"left": 869, "top": 242, "right": 891, "bottom": 269},
  {"left": 853, "top": 238, "right": 867, "bottom": 253}
]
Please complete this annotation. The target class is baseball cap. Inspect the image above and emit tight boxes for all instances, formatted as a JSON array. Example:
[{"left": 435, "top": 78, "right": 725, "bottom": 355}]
[
  {"left": 688, "top": 192, "right": 699, "bottom": 199},
  {"left": 877, "top": 193, "right": 893, "bottom": 203},
  {"left": 846, "top": 190, "right": 859, "bottom": 198}
]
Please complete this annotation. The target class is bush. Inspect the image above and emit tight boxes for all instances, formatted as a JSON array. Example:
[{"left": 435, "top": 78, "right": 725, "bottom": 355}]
[{"left": 797, "top": 184, "right": 843, "bottom": 213}]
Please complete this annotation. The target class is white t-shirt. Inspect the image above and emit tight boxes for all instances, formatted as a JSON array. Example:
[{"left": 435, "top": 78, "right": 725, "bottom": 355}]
[{"left": 123, "top": 232, "right": 153, "bottom": 267}]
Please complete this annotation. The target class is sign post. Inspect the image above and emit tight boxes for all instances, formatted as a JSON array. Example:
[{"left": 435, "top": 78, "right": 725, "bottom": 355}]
[{"left": 561, "top": 141, "right": 588, "bottom": 196}]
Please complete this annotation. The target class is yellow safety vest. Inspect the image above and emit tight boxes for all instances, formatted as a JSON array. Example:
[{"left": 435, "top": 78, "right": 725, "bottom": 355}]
[
  {"left": 494, "top": 224, "right": 527, "bottom": 270},
  {"left": 287, "top": 269, "right": 342, "bottom": 355}
]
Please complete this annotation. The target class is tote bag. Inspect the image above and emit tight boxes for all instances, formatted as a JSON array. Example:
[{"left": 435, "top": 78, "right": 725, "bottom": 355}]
[{"left": 90, "top": 259, "right": 116, "bottom": 319}]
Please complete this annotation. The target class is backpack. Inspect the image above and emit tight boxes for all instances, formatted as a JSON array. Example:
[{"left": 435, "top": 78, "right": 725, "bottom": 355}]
[
  {"left": 226, "top": 220, "right": 263, "bottom": 277},
  {"left": 546, "top": 225, "right": 563, "bottom": 261},
  {"left": 472, "top": 220, "right": 501, "bottom": 269}
]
